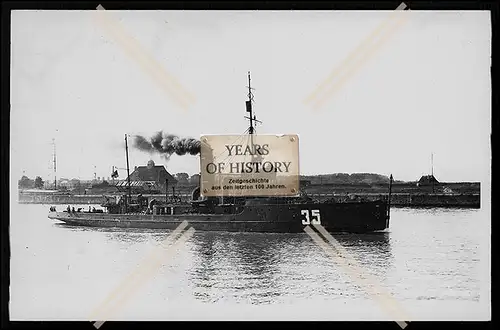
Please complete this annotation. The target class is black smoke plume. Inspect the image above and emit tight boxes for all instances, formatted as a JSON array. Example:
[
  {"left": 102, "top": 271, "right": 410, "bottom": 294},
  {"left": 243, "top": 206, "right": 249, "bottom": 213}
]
[{"left": 132, "top": 131, "right": 201, "bottom": 160}]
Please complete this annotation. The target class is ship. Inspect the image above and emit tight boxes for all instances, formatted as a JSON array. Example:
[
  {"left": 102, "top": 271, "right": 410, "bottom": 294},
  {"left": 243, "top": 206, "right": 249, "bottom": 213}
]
[{"left": 48, "top": 73, "right": 393, "bottom": 233}]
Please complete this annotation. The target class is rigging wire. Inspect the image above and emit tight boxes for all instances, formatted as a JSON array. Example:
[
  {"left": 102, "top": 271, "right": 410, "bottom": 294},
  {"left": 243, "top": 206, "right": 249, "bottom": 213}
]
[{"left": 211, "top": 127, "right": 250, "bottom": 164}]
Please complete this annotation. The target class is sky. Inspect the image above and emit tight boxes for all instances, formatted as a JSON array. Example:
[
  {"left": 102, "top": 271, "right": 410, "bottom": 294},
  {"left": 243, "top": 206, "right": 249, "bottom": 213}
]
[{"left": 10, "top": 9, "right": 491, "bottom": 184}]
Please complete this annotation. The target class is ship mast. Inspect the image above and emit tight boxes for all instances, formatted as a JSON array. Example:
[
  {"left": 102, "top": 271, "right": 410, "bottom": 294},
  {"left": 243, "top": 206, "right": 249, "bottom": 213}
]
[
  {"left": 431, "top": 152, "right": 434, "bottom": 177},
  {"left": 244, "top": 71, "right": 263, "bottom": 160},
  {"left": 52, "top": 138, "right": 57, "bottom": 190},
  {"left": 431, "top": 152, "right": 435, "bottom": 193},
  {"left": 387, "top": 174, "right": 393, "bottom": 221},
  {"left": 246, "top": 72, "right": 254, "bottom": 135},
  {"left": 244, "top": 71, "right": 262, "bottom": 136},
  {"left": 125, "top": 134, "right": 132, "bottom": 207}
]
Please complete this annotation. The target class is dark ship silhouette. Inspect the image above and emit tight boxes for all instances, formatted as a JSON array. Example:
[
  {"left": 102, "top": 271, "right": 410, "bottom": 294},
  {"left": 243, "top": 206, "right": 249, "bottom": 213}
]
[{"left": 48, "top": 73, "right": 393, "bottom": 233}]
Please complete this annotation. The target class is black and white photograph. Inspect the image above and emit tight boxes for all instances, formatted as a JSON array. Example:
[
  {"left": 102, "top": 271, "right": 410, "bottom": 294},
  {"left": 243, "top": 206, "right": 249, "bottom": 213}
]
[{"left": 7, "top": 3, "right": 492, "bottom": 325}]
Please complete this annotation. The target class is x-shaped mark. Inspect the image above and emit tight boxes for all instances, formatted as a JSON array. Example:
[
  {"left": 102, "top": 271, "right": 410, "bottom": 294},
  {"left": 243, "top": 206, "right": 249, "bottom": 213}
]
[
  {"left": 305, "top": 3, "right": 410, "bottom": 112},
  {"left": 304, "top": 223, "right": 410, "bottom": 328},
  {"left": 94, "top": 5, "right": 196, "bottom": 112}
]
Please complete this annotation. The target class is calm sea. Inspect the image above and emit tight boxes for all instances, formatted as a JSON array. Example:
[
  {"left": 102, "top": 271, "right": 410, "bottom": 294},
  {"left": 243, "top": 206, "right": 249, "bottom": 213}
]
[{"left": 9, "top": 203, "right": 490, "bottom": 321}]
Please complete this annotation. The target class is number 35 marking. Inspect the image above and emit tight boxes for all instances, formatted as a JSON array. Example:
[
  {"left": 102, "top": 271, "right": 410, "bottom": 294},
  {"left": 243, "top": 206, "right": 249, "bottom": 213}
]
[{"left": 301, "top": 209, "right": 321, "bottom": 225}]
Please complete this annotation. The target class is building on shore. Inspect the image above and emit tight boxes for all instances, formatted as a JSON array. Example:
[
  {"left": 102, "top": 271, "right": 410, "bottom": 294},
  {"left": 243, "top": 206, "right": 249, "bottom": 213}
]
[
  {"left": 115, "top": 160, "right": 178, "bottom": 194},
  {"left": 417, "top": 174, "right": 439, "bottom": 186}
]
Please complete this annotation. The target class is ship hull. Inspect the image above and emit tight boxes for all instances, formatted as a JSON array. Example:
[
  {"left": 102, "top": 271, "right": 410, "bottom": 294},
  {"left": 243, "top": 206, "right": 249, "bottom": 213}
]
[{"left": 48, "top": 200, "right": 390, "bottom": 233}]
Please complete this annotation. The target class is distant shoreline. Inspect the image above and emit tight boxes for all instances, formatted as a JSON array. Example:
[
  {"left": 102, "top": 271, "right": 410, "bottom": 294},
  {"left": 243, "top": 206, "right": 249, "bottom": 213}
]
[{"left": 18, "top": 181, "right": 480, "bottom": 208}]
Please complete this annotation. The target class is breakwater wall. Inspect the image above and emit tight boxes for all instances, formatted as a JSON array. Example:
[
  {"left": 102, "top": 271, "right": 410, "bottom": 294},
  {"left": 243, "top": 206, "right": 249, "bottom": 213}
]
[
  {"left": 308, "top": 193, "right": 480, "bottom": 208},
  {"left": 18, "top": 194, "right": 108, "bottom": 205},
  {"left": 17, "top": 193, "right": 193, "bottom": 205},
  {"left": 18, "top": 192, "right": 480, "bottom": 208}
]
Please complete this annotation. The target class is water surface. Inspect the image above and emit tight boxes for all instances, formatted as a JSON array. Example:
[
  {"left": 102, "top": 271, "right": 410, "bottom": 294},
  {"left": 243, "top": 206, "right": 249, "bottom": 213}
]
[{"left": 9, "top": 203, "right": 490, "bottom": 321}]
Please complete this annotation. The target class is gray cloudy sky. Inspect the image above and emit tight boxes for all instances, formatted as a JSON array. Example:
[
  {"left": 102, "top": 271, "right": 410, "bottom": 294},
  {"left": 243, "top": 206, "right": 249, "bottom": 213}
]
[{"left": 10, "top": 10, "right": 491, "bottom": 183}]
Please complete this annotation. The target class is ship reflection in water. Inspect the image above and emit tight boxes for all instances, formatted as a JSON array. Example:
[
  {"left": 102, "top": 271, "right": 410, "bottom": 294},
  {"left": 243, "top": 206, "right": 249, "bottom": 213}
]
[
  {"left": 55, "top": 220, "right": 392, "bottom": 304},
  {"left": 186, "top": 231, "right": 392, "bottom": 304}
]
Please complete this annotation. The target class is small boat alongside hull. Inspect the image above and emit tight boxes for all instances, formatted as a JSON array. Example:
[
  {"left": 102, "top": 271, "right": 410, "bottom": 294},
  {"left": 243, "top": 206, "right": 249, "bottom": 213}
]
[{"left": 48, "top": 200, "right": 389, "bottom": 233}]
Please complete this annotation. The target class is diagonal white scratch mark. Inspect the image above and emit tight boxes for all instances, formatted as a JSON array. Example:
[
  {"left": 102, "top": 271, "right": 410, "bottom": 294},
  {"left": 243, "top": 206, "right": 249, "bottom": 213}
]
[
  {"left": 94, "top": 5, "right": 196, "bottom": 111},
  {"left": 304, "top": 224, "right": 410, "bottom": 328}
]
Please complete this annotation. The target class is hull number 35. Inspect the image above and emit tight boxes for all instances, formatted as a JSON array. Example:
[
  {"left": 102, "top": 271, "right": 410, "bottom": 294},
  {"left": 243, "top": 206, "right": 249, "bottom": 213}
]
[{"left": 301, "top": 209, "right": 321, "bottom": 225}]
